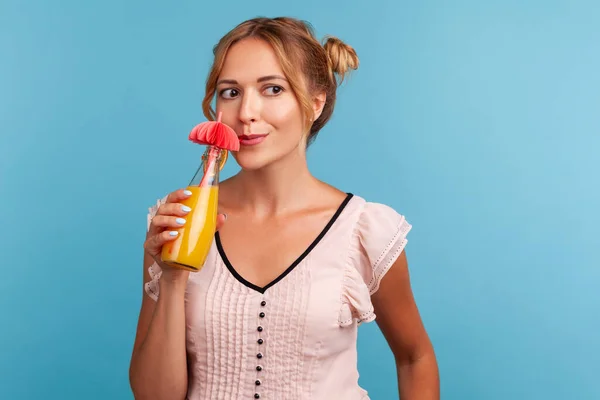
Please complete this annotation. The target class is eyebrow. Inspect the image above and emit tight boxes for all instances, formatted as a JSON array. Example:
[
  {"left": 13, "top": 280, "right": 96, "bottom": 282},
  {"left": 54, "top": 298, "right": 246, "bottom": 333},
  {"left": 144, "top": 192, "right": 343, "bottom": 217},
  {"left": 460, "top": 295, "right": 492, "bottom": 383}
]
[{"left": 217, "top": 75, "right": 287, "bottom": 85}]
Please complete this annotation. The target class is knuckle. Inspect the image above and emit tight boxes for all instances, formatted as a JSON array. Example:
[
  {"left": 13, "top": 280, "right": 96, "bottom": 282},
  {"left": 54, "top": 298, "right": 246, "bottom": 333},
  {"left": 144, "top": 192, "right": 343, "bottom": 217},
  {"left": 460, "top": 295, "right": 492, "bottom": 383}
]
[
  {"left": 173, "top": 203, "right": 186, "bottom": 216},
  {"left": 144, "top": 239, "right": 154, "bottom": 253},
  {"left": 167, "top": 189, "right": 182, "bottom": 203},
  {"left": 158, "top": 203, "right": 180, "bottom": 217}
]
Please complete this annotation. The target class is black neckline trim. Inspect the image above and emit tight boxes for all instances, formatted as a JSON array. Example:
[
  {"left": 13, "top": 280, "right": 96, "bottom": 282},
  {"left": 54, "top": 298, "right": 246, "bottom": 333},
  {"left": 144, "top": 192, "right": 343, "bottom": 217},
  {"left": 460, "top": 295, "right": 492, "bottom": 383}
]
[{"left": 215, "top": 192, "right": 354, "bottom": 294}]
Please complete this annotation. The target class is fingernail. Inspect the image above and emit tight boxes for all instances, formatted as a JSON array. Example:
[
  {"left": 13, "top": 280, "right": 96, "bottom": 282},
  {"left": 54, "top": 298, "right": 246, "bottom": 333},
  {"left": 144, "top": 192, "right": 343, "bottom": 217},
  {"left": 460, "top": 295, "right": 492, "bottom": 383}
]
[
  {"left": 183, "top": 190, "right": 192, "bottom": 196},
  {"left": 181, "top": 205, "right": 191, "bottom": 212},
  {"left": 176, "top": 218, "right": 186, "bottom": 225},
  {"left": 169, "top": 231, "right": 178, "bottom": 236}
]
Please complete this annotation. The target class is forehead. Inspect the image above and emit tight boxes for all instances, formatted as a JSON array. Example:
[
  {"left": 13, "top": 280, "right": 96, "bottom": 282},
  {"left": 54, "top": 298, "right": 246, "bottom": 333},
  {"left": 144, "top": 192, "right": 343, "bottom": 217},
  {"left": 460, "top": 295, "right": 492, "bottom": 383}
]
[{"left": 219, "top": 37, "right": 285, "bottom": 80}]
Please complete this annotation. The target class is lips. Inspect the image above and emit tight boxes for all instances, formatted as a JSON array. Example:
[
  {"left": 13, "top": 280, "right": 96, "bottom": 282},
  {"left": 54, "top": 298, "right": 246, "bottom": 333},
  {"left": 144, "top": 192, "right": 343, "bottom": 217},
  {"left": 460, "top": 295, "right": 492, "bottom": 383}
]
[
  {"left": 239, "top": 134, "right": 268, "bottom": 140},
  {"left": 238, "top": 133, "right": 268, "bottom": 146}
]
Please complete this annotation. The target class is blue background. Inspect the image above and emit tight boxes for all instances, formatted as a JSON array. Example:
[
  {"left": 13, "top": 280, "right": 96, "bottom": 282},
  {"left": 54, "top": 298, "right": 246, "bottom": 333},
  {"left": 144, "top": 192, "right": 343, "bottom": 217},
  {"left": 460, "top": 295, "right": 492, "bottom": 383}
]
[{"left": 1, "top": 0, "right": 599, "bottom": 399}]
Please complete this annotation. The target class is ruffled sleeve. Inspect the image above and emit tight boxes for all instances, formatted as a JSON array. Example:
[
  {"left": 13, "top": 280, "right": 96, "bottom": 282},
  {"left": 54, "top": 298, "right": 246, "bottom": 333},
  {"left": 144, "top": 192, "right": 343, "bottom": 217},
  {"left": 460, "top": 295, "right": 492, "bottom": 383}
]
[
  {"left": 338, "top": 201, "right": 412, "bottom": 327},
  {"left": 144, "top": 196, "right": 167, "bottom": 302}
]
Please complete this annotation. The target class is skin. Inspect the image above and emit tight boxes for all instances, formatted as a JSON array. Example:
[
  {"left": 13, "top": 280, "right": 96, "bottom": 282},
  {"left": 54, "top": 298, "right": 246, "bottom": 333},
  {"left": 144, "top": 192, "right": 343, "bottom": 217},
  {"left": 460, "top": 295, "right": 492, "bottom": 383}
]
[{"left": 130, "top": 37, "right": 439, "bottom": 399}]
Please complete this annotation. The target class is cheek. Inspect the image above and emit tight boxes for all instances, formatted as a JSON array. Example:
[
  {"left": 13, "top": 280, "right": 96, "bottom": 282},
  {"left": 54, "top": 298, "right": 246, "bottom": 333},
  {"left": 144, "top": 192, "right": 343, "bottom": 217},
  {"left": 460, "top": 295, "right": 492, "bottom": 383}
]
[
  {"left": 265, "top": 97, "right": 303, "bottom": 129},
  {"left": 215, "top": 101, "right": 236, "bottom": 124}
]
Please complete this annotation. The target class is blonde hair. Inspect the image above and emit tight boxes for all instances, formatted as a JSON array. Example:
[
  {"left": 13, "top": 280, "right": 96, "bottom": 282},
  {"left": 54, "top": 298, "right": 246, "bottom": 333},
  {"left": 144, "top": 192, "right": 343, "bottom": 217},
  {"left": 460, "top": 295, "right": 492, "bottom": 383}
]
[{"left": 202, "top": 17, "right": 359, "bottom": 144}]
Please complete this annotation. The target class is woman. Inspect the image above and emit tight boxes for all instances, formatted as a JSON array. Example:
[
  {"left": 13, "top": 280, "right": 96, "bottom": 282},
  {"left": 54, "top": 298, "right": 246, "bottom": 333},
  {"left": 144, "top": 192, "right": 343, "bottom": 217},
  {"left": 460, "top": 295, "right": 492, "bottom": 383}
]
[{"left": 129, "top": 16, "right": 439, "bottom": 400}]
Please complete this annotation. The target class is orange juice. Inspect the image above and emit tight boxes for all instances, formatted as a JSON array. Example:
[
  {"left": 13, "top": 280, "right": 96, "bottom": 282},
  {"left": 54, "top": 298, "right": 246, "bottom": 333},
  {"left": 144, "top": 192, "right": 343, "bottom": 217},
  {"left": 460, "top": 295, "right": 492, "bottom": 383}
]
[{"left": 161, "top": 185, "right": 218, "bottom": 271}]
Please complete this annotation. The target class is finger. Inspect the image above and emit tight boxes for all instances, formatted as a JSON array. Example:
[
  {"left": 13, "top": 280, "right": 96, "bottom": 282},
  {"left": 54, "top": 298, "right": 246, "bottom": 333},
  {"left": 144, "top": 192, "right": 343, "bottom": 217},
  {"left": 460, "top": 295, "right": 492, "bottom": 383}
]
[
  {"left": 148, "top": 203, "right": 192, "bottom": 235},
  {"left": 166, "top": 188, "right": 193, "bottom": 204},
  {"left": 150, "top": 215, "right": 188, "bottom": 230},
  {"left": 145, "top": 230, "right": 179, "bottom": 256},
  {"left": 157, "top": 202, "right": 192, "bottom": 218},
  {"left": 215, "top": 213, "right": 227, "bottom": 231}
]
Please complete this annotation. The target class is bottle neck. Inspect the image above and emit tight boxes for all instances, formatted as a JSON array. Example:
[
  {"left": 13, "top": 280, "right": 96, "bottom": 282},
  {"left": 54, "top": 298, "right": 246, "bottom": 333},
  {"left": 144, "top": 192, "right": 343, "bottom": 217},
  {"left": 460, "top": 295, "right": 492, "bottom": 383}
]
[{"left": 189, "top": 146, "right": 222, "bottom": 187}]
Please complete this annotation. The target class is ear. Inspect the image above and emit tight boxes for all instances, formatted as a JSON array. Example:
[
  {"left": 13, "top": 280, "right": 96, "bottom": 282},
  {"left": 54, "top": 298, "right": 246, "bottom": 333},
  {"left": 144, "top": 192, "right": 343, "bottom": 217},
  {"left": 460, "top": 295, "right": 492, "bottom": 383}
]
[{"left": 311, "top": 91, "right": 327, "bottom": 122}]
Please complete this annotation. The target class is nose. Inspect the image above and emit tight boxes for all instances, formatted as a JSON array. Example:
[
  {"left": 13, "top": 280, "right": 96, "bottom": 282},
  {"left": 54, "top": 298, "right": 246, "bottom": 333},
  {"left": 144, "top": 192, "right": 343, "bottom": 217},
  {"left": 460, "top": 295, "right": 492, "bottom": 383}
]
[{"left": 238, "top": 90, "right": 260, "bottom": 125}]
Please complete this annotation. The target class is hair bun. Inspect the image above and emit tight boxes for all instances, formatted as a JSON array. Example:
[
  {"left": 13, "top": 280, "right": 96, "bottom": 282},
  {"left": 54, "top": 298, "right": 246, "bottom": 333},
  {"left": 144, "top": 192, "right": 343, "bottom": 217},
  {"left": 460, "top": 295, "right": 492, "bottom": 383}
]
[{"left": 322, "top": 36, "right": 359, "bottom": 85}]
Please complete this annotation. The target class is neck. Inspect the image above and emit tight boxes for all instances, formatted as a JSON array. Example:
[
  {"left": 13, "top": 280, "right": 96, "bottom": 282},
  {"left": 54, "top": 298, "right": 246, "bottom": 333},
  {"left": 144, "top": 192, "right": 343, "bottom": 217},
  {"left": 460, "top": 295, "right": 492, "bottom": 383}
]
[{"left": 233, "top": 148, "right": 318, "bottom": 217}]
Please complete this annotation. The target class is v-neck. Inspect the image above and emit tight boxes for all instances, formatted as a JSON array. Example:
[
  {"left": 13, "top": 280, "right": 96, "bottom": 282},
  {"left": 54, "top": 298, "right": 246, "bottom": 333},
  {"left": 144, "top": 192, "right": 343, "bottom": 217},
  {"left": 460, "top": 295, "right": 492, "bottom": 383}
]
[{"left": 215, "top": 193, "right": 354, "bottom": 294}]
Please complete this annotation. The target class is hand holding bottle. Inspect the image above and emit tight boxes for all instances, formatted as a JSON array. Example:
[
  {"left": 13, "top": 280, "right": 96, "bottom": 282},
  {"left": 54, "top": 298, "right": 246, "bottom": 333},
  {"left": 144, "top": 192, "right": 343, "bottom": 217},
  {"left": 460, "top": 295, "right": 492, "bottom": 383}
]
[{"left": 144, "top": 188, "right": 226, "bottom": 280}]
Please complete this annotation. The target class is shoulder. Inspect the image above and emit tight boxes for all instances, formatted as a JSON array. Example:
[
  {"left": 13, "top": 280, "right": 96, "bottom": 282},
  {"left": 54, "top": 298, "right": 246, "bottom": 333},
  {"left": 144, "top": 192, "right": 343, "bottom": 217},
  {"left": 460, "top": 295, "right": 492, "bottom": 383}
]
[{"left": 346, "top": 194, "right": 411, "bottom": 239}]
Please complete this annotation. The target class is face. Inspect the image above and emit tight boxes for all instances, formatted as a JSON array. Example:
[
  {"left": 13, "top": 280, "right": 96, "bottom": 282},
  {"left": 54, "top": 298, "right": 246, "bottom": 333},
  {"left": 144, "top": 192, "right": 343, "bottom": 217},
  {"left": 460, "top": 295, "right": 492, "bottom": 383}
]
[{"left": 215, "top": 38, "right": 323, "bottom": 170}]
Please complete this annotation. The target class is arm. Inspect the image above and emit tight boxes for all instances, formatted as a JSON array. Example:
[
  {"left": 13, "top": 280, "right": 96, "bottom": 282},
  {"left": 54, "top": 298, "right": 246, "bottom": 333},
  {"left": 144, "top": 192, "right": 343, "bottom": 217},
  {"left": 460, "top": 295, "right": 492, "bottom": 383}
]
[
  {"left": 371, "top": 251, "right": 440, "bottom": 399},
  {"left": 129, "top": 190, "right": 197, "bottom": 400},
  {"left": 128, "top": 252, "right": 189, "bottom": 400},
  {"left": 128, "top": 189, "right": 226, "bottom": 400}
]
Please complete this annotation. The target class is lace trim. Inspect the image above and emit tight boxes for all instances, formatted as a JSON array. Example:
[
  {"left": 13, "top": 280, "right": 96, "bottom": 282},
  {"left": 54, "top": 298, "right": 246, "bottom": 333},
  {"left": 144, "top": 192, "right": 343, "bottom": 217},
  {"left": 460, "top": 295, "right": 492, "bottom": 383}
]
[
  {"left": 144, "top": 196, "right": 167, "bottom": 301},
  {"left": 367, "top": 217, "right": 412, "bottom": 294},
  {"left": 339, "top": 304, "right": 376, "bottom": 327},
  {"left": 144, "top": 262, "right": 162, "bottom": 301},
  {"left": 338, "top": 202, "right": 412, "bottom": 327}
]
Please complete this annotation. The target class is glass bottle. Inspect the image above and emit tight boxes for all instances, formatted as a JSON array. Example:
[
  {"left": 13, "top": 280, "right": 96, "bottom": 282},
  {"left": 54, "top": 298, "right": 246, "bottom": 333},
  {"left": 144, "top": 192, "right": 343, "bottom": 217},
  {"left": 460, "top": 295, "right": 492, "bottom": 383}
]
[{"left": 161, "top": 146, "right": 224, "bottom": 272}]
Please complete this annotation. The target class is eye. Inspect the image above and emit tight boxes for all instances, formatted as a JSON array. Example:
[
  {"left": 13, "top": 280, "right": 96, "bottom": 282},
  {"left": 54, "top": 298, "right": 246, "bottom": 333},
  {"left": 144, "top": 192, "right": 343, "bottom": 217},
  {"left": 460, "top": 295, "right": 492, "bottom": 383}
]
[
  {"left": 263, "top": 85, "right": 284, "bottom": 96},
  {"left": 219, "top": 88, "right": 239, "bottom": 99}
]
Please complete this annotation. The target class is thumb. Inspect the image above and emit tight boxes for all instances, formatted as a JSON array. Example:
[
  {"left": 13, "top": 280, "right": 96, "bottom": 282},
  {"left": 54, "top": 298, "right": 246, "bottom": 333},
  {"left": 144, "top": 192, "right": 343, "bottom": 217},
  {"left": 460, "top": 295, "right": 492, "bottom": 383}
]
[{"left": 215, "top": 213, "right": 227, "bottom": 231}]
